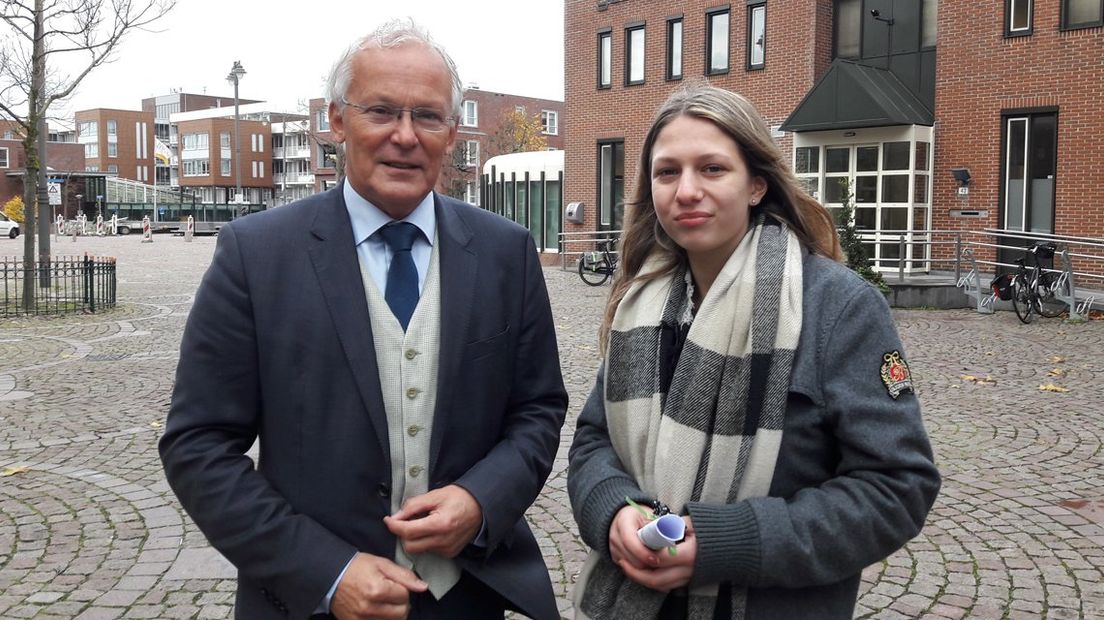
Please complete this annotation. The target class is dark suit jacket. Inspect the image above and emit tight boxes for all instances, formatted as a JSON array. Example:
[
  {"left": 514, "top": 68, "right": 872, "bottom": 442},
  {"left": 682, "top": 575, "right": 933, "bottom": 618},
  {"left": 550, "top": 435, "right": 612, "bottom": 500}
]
[{"left": 160, "top": 188, "right": 568, "bottom": 620}]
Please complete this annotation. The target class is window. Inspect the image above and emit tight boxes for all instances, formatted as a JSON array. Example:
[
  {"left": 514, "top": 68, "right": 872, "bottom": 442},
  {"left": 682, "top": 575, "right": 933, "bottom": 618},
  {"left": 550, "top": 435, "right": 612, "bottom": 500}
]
[
  {"left": 465, "top": 181, "right": 478, "bottom": 205},
  {"left": 463, "top": 140, "right": 479, "bottom": 168},
  {"left": 1002, "top": 111, "right": 1057, "bottom": 233},
  {"left": 667, "top": 17, "right": 683, "bottom": 80},
  {"left": 707, "top": 8, "right": 730, "bottom": 74},
  {"left": 835, "top": 0, "right": 861, "bottom": 58},
  {"left": 462, "top": 100, "right": 478, "bottom": 127},
  {"left": 85, "top": 166, "right": 99, "bottom": 172},
  {"left": 598, "top": 141, "right": 625, "bottom": 230},
  {"left": 221, "top": 158, "right": 231, "bottom": 176},
  {"left": 221, "top": 131, "right": 231, "bottom": 149},
  {"left": 320, "top": 143, "right": 337, "bottom": 168},
  {"left": 1006, "top": 0, "right": 1033, "bottom": 36},
  {"left": 1063, "top": 0, "right": 1104, "bottom": 29},
  {"left": 541, "top": 110, "right": 558, "bottom": 135},
  {"left": 107, "top": 164, "right": 118, "bottom": 175},
  {"left": 794, "top": 146, "right": 820, "bottom": 199},
  {"left": 316, "top": 110, "right": 330, "bottom": 131},
  {"left": 252, "top": 161, "right": 258, "bottom": 178},
  {"left": 257, "top": 134, "right": 264, "bottom": 153},
  {"left": 183, "top": 159, "right": 209, "bottom": 176},
  {"left": 625, "top": 24, "right": 645, "bottom": 85},
  {"left": 79, "top": 121, "right": 98, "bottom": 138},
  {"left": 107, "top": 142, "right": 118, "bottom": 158},
  {"left": 0, "top": 147, "right": 9, "bottom": 168},
  {"left": 259, "top": 161, "right": 265, "bottom": 177},
  {"left": 747, "top": 2, "right": 766, "bottom": 70},
  {"left": 183, "top": 133, "right": 209, "bottom": 150},
  {"left": 515, "top": 105, "right": 526, "bottom": 114},
  {"left": 598, "top": 30, "right": 612, "bottom": 88},
  {"left": 107, "top": 120, "right": 117, "bottom": 137},
  {"left": 85, "top": 143, "right": 99, "bottom": 158},
  {"left": 921, "top": 0, "right": 938, "bottom": 47}
]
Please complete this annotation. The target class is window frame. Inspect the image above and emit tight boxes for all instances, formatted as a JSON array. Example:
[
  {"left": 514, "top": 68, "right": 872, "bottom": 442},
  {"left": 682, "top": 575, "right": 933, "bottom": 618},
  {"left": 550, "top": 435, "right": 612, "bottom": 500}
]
[
  {"left": 598, "top": 29, "right": 613, "bottom": 89},
  {"left": 1005, "top": 0, "right": 1034, "bottom": 37},
  {"left": 624, "top": 23, "right": 646, "bottom": 86},
  {"left": 541, "top": 110, "right": 559, "bottom": 135},
  {"left": 463, "top": 139, "right": 480, "bottom": 168},
  {"left": 1061, "top": 0, "right": 1104, "bottom": 30},
  {"left": 666, "top": 16, "right": 684, "bottom": 81},
  {"left": 706, "top": 6, "right": 732, "bottom": 76},
  {"left": 461, "top": 100, "right": 478, "bottom": 127},
  {"left": 747, "top": 1, "right": 766, "bottom": 71},
  {"left": 0, "top": 146, "right": 9, "bottom": 168}
]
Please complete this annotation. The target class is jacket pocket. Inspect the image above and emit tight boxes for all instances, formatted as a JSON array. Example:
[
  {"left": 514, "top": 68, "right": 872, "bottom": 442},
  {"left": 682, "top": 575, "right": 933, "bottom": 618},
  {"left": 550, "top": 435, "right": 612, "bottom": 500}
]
[{"left": 464, "top": 324, "right": 510, "bottom": 362}]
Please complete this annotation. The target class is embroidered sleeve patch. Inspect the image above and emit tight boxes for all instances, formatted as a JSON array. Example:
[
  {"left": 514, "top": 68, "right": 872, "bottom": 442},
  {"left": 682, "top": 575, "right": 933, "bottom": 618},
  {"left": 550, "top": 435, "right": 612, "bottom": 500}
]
[{"left": 880, "top": 350, "right": 913, "bottom": 399}]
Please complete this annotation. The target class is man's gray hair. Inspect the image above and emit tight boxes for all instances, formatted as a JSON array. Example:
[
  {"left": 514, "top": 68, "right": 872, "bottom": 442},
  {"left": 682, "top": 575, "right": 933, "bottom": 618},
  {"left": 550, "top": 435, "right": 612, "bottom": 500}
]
[{"left": 325, "top": 17, "right": 463, "bottom": 116}]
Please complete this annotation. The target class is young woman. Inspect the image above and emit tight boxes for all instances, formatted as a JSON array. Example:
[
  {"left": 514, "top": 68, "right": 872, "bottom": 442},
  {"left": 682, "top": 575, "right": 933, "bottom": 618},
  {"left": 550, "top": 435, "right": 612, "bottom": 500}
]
[{"left": 568, "top": 85, "right": 940, "bottom": 620}]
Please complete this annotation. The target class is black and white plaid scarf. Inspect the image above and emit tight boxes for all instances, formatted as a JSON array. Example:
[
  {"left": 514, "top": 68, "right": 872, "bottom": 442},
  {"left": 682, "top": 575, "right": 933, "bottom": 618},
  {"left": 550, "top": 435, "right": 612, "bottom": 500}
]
[{"left": 576, "top": 217, "right": 804, "bottom": 620}]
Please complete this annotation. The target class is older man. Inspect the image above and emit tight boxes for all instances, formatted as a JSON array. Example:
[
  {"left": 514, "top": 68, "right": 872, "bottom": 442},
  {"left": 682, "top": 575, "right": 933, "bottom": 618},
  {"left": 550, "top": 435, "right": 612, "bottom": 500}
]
[{"left": 160, "top": 19, "right": 566, "bottom": 620}]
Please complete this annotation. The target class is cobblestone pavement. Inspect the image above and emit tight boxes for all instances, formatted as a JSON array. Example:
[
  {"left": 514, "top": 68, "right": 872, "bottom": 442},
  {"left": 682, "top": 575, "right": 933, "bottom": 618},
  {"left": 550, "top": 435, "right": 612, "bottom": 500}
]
[{"left": 2, "top": 235, "right": 1103, "bottom": 619}]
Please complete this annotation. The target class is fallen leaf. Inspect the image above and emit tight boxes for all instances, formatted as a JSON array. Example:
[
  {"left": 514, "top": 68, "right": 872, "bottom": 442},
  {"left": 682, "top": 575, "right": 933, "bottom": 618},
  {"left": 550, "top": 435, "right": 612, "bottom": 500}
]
[
  {"left": 1050, "top": 356, "right": 1066, "bottom": 364},
  {"left": 1039, "top": 383, "right": 1070, "bottom": 393},
  {"left": 960, "top": 374, "right": 997, "bottom": 386},
  {"left": 1, "top": 465, "right": 29, "bottom": 477},
  {"left": 149, "top": 421, "right": 162, "bottom": 428},
  {"left": 1047, "top": 368, "right": 1067, "bottom": 378}
]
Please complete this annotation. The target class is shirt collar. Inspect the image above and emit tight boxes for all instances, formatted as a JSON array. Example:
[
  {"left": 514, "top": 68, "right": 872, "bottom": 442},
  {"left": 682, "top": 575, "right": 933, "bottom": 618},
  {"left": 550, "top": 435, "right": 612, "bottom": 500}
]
[{"left": 343, "top": 179, "right": 437, "bottom": 246}]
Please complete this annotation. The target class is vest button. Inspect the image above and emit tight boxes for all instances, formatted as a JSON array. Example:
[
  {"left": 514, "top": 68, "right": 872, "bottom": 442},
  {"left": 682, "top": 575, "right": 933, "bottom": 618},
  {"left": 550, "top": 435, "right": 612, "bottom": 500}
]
[
  {"left": 409, "top": 465, "right": 423, "bottom": 478},
  {"left": 405, "top": 349, "right": 418, "bottom": 360},
  {"left": 406, "top": 387, "right": 419, "bottom": 399},
  {"left": 377, "top": 483, "right": 391, "bottom": 498},
  {"left": 407, "top": 425, "right": 422, "bottom": 437}
]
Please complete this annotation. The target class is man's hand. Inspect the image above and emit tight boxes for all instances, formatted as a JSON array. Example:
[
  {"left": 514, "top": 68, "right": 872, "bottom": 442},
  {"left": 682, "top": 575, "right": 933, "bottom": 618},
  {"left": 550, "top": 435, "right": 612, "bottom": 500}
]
[
  {"left": 608, "top": 506, "right": 697, "bottom": 593},
  {"left": 331, "top": 552, "right": 427, "bottom": 620},
  {"left": 384, "top": 485, "right": 483, "bottom": 558}
]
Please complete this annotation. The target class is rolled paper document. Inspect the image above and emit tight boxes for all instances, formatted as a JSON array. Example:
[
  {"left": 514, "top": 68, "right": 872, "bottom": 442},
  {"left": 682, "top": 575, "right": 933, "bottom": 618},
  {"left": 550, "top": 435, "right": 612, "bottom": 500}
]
[{"left": 637, "top": 513, "right": 686, "bottom": 550}]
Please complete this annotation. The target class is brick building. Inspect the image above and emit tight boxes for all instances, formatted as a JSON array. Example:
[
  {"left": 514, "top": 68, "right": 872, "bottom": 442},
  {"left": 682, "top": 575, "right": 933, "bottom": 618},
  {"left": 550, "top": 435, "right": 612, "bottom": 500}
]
[
  {"left": 1, "top": 120, "right": 89, "bottom": 216},
  {"left": 74, "top": 108, "right": 155, "bottom": 183},
  {"left": 173, "top": 112, "right": 272, "bottom": 211},
  {"left": 564, "top": 0, "right": 1104, "bottom": 273}
]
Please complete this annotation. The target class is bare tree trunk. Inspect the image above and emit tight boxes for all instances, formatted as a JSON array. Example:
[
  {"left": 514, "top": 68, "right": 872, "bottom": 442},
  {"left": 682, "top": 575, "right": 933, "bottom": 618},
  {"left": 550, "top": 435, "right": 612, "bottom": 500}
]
[{"left": 20, "top": 0, "right": 45, "bottom": 312}]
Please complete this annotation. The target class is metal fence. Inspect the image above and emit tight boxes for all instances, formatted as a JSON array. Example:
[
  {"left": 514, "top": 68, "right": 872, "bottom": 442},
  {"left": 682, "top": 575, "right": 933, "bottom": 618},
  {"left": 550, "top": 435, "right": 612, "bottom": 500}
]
[{"left": 0, "top": 255, "right": 117, "bottom": 317}]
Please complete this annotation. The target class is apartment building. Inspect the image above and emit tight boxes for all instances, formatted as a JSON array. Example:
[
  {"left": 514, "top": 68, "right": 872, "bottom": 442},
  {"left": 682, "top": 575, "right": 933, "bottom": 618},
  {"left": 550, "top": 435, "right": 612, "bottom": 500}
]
[
  {"left": 565, "top": 0, "right": 1104, "bottom": 272},
  {"left": 448, "top": 88, "right": 565, "bottom": 205},
  {"left": 0, "top": 120, "right": 89, "bottom": 214},
  {"left": 173, "top": 111, "right": 272, "bottom": 208},
  {"left": 308, "top": 98, "right": 339, "bottom": 195},
  {"left": 74, "top": 108, "right": 155, "bottom": 183}
]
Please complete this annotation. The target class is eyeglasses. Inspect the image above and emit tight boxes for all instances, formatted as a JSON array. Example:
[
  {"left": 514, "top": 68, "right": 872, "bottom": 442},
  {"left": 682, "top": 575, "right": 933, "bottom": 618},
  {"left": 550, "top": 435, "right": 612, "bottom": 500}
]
[{"left": 341, "top": 99, "right": 455, "bottom": 133}]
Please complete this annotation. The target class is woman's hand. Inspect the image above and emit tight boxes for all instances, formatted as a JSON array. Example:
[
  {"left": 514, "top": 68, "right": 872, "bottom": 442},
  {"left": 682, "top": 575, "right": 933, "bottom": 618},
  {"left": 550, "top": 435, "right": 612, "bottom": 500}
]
[{"left": 609, "top": 508, "right": 697, "bottom": 592}]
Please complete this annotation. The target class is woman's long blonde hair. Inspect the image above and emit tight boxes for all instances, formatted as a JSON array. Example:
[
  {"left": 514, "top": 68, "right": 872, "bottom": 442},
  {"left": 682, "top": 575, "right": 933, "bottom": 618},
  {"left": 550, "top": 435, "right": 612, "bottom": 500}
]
[{"left": 599, "top": 85, "right": 842, "bottom": 352}]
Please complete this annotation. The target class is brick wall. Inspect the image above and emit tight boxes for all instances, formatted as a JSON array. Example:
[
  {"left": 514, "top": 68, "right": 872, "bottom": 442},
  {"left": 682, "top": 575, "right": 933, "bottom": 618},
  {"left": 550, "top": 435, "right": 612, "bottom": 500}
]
[
  {"left": 75, "top": 109, "right": 156, "bottom": 183},
  {"left": 564, "top": 0, "right": 833, "bottom": 236},
  {"left": 932, "top": 2, "right": 1104, "bottom": 242}
]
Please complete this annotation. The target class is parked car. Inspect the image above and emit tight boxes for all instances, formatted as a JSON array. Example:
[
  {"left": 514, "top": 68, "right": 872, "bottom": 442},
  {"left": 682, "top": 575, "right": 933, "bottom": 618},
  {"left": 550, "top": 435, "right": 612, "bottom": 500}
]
[{"left": 0, "top": 213, "right": 19, "bottom": 239}]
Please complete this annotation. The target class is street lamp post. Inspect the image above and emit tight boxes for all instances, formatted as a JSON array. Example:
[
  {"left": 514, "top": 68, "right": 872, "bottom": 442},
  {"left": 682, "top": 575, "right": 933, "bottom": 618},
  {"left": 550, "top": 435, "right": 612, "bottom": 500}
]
[{"left": 226, "top": 60, "right": 246, "bottom": 210}]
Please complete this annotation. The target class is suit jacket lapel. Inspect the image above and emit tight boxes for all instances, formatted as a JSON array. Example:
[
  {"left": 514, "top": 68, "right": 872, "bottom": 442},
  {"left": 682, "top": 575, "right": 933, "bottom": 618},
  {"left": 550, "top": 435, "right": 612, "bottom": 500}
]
[
  {"left": 431, "top": 196, "right": 477, "bottom": 472},
  {"left": 307, "top": 189, "right": 390, "bottom": 459}
]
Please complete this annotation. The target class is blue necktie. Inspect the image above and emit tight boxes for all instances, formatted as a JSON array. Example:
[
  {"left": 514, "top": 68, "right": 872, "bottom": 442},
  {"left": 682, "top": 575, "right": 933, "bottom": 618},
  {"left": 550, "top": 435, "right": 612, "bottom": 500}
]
[{"left": 379, "top": 222, "right": 420, "bottom": 331}]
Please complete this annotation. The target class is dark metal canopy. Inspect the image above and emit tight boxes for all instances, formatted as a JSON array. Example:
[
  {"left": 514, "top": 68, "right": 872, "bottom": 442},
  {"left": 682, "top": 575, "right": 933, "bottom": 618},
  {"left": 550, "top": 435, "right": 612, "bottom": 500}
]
[{"left": 781, "top": 59, "right": 933, "bottom": 133}]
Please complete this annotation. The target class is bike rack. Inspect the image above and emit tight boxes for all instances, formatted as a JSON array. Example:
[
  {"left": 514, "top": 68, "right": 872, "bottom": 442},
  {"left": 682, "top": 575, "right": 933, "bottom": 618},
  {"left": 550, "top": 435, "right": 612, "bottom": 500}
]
[
  {"left": 1055, "top": 248, "right": 1090, "bottom": 322},
  {"left": 956, "top": 247, "right": 995, "bottom": 314}
]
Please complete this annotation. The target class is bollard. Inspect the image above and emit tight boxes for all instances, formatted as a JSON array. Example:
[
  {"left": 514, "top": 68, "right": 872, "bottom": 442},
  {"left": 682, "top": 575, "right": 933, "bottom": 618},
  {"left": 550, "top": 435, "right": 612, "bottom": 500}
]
[
  {"left": 110, "top": 214, "right": 118, "bottom": 236},
  {"left": 55, "top": 214, "right": 63, "bottom": 239},
  {"left": 185, "top": 215, "right": 195, "bottom": 243},
  {"left": 95, "top": 214, "right": 105, "bottom": 236},
  {"left": 141, "top": 215, "right": 153, "bottom": 243}
]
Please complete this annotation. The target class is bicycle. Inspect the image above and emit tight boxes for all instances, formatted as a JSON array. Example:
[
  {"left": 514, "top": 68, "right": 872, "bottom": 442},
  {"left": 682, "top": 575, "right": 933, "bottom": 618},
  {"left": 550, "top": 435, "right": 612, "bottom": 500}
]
[
  {"left": 993, "top": 241, "right": 1069, "bottom": 324},
  {"left": 578, "top": 238, "right": 619, "bottom": 286}
]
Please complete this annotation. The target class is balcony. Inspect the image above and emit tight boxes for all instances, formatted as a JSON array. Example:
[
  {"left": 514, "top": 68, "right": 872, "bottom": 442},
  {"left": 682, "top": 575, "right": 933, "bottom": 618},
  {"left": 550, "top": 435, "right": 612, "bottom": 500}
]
[{"left": 273, "top": 173, "right": 316, "bottom": 186}]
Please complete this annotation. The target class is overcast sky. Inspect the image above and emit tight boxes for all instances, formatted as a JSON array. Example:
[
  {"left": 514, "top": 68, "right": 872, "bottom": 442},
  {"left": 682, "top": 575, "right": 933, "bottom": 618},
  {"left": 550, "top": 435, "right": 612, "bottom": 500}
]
[{"left": 57, "top": 0, "right": 564, "bottom": 118}]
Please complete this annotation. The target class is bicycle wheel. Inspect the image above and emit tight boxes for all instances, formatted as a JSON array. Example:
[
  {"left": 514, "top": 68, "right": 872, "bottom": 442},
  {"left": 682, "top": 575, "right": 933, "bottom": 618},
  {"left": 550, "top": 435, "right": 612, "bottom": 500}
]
[
  {"left": 579, "top": 256, "right": 611, "bottom": 286},
  {"left": 1035, "top": 272, "right": 1068, "bottom": 318},
  {"left": 1011, "top": 277, "right": 1035, "bottom": 324}
]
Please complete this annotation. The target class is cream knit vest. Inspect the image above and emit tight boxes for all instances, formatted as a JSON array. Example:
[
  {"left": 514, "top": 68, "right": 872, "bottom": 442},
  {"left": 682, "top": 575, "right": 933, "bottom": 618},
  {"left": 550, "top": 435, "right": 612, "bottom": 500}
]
[{"left": 360, "top": 236, "right": 461, "bottom": 599}]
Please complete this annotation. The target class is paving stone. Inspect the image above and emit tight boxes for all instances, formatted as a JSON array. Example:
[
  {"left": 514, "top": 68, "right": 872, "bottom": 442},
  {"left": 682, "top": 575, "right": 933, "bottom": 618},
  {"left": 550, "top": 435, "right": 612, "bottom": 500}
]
[{"left": 3, "top": 236, "right": 1104, "bottom": 619}]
